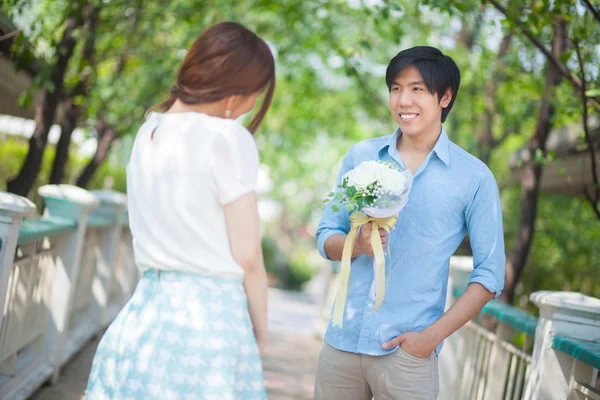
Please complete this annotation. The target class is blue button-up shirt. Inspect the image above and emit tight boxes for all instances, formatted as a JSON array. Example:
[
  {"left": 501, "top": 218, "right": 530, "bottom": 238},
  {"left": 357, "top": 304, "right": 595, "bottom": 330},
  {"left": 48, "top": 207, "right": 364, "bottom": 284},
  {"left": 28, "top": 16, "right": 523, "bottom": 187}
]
[{"left": 316, "top": 127, "right": 505, "bottom": 356}]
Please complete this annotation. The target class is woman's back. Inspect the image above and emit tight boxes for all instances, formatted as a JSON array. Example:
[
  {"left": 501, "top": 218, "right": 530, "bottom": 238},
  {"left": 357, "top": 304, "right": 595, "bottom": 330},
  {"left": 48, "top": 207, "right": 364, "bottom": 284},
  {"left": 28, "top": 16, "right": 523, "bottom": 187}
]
[
  {"left": 126, "top": 111, "right": 259, "bottom": 277},
  {"left": 86, "top": 21, "right": 273, "bottom": 400}
]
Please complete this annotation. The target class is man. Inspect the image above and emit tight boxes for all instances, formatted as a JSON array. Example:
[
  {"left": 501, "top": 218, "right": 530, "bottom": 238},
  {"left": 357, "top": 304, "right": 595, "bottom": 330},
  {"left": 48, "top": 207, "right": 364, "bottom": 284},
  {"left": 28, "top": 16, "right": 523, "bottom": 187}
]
[{"left": 314, "top": 46, "right": 505, "bottom": 399}]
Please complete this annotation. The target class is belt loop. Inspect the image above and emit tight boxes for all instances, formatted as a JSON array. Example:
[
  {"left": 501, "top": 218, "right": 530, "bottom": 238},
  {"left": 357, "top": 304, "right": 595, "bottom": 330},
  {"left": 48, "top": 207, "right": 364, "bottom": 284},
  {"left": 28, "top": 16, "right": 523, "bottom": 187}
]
[{"left": 157, "top": 270, "right": 161, "bottom": 279}]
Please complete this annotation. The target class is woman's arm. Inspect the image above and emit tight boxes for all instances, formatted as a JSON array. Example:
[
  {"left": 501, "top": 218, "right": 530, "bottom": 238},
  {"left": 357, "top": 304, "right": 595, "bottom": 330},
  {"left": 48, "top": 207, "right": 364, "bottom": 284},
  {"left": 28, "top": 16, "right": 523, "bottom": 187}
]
[{"left": 224, "top": 191, "right": 268, "bottom": 353}]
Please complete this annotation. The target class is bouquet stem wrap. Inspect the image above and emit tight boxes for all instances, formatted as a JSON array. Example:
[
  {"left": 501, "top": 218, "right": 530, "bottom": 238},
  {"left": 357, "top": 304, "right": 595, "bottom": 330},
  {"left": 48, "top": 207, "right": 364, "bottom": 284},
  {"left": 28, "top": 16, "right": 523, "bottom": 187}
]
[{"left": 332, "top": 211, "right": 398, "bottom": 328}]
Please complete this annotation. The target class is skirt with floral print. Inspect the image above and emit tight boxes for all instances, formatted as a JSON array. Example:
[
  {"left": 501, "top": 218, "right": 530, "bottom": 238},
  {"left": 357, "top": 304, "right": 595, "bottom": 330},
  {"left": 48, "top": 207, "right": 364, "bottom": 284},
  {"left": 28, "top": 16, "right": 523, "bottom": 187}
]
[{"left": 85, "top": 269, "right": 266, "bottom": 400}]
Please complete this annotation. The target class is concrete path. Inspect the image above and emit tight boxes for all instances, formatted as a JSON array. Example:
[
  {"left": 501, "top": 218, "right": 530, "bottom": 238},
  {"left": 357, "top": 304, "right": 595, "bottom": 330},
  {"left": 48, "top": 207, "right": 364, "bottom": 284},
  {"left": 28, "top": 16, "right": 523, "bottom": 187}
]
[{"left": 30, "top": 276, "right": 329, "bottom": 400}]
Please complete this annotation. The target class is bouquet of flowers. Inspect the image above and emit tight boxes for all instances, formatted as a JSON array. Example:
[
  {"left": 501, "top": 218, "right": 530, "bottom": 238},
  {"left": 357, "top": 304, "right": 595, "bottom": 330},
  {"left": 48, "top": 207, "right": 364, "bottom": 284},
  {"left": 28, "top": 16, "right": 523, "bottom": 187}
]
[
  {"left": 327, "top": 160, "right": 412, "bottom": 216},
  {"left": 327, "top": 160, "right": 412, "bottom": 328}
]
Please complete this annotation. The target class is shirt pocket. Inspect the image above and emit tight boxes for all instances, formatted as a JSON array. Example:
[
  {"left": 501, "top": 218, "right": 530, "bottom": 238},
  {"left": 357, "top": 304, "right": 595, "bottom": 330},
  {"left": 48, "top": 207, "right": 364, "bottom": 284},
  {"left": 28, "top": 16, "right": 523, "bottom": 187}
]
[{"left": 402, "top": 192, "right": 465, "bottom": 238}]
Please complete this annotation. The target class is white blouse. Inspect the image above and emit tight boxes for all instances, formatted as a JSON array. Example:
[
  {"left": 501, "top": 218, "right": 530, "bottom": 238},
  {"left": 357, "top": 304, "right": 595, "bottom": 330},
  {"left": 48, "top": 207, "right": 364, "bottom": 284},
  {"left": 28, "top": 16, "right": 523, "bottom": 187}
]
[{"left": 126, "top": 112, "right": 259, "bottom": 277}]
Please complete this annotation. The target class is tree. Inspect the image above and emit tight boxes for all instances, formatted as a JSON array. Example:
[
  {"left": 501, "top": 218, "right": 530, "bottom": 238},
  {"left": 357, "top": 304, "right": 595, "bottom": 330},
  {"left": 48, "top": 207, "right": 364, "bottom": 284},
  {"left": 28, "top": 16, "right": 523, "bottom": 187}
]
[
  {"left": 502, "top": 17, "right": 567, "bottom": 303},
  {"left": 76, "top": 117, "right": 117, "bottom": 187},
  {"left": 74, "top": 0, "right": 144, "bottom": 187},
  {"left": 485, "top": 0, "right": 599, "bottom": 302},
  {"left": 487, "top": 0, "right": 600, "bottom": 219},
  {"left": 50, "top": 0, "right": 100, "bottom": 184},
  {"left": 427, "top": 0, "right": 600, "bottom": 303},
  {"left": 6, "top": 1, "right": 86, "bottom": 196}
]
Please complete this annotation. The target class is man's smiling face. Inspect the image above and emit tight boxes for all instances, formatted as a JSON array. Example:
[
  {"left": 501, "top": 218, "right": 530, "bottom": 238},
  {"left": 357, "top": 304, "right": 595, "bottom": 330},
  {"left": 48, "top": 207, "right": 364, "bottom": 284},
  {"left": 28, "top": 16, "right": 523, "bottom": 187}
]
[{"left": 388, "top": 65, "right": 451, "bottom": 138}]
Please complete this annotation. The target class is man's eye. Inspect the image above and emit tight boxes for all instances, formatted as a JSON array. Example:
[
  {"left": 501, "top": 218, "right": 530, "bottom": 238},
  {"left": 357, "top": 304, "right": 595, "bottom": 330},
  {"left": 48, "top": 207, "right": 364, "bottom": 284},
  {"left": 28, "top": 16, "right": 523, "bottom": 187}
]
[
  {"left": 413, "top": 87, "right": 423, "bottom": 91},
  {"left": 392, "top": 87, "right": 400, "bottom": 92}
]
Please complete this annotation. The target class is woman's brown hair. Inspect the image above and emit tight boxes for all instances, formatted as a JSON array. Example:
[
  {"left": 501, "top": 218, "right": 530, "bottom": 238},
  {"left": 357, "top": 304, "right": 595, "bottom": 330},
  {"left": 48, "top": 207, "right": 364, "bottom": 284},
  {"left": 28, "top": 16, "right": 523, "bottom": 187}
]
[{"left": 150, "top": 22, "right": 275, "bottom": 134}]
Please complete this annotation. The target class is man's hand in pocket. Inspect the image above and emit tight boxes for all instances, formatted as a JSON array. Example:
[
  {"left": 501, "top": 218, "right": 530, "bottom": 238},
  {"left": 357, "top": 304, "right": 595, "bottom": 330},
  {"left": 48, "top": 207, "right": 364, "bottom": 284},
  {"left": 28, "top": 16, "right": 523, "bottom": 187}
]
[{"left": 382, "top": 330, "right": 436, "bottom": 359}]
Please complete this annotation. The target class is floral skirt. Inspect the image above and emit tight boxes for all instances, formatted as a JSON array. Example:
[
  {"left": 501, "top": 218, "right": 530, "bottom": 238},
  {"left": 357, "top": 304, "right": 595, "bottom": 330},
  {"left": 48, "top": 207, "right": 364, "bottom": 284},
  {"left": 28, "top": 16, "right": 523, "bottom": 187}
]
[{"left": 85, "top": 269, "right": 266, "bottom": 400}]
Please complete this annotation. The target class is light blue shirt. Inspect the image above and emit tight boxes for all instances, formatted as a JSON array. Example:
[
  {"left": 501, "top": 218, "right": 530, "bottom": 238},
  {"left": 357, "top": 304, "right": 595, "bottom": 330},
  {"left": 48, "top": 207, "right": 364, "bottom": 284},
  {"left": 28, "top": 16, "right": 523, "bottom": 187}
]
[{"left": 316, "top": 127, "right": 505, "bottom": 356}]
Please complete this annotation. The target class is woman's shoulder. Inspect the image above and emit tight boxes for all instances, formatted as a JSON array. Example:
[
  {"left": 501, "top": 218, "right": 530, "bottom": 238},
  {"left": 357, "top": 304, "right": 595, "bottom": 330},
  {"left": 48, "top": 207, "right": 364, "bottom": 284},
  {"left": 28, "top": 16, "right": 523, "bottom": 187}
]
[
  {"left": 150, "top": 111, "right": 250, "bottom": 136},
  {"left": 208, "top": 117, "right": 255, "bottom": 149},
  {"left": 211, "top": 116, "right": 252, "bottom": 138}
]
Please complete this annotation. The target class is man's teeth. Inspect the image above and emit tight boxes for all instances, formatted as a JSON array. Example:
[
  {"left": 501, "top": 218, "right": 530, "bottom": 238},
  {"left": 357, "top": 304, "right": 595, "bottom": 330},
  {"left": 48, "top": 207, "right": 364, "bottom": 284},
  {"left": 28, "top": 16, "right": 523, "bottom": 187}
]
[{"left": 400, "top": 114, "right": 418, "bottom": 120}]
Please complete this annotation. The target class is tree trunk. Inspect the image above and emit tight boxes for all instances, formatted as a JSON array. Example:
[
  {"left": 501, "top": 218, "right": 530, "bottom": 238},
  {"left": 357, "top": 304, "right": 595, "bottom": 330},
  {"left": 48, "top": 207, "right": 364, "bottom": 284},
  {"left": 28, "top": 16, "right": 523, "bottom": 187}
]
[
  {"left": 6, "top": 17, "right": 81, "bottom": 196},
  {"left": 500, "top": 18, "right": 567, "bottom": 304},
  {"left": 71, "top": 2, "right": 140, "bottom": 190},
  {"left": 49, "top": 97, "right": 81, "bottom": 184},
  {"left": 50, "top": 1, "right": 100, "bottom": 185},
  {"left": 75, "top": 120, "right": 117, "bottom": 188},
  {"left": 478, "top": 33, "right": 512, "bottom": 165}
]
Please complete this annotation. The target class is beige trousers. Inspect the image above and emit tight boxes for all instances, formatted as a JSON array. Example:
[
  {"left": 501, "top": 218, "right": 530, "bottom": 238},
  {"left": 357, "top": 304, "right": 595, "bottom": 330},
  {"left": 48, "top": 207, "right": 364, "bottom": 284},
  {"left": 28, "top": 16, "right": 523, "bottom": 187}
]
[{"left": 314, "top": 342, "right": 439, "bottom": 400}]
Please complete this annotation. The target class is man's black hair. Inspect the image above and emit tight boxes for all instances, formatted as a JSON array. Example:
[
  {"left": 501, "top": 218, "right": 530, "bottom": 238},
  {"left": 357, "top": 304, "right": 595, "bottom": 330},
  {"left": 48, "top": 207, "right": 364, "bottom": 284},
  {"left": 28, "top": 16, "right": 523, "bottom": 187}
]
[{"left": 386, "top": 46, "right": 461, "bottom": 123}]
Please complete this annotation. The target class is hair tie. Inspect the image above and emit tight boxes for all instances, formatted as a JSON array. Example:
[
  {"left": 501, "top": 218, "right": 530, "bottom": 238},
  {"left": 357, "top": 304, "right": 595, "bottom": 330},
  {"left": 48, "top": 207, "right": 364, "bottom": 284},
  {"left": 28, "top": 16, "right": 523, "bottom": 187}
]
[{"left": 170, "top": 85, "right": 181, "bottom": 95}]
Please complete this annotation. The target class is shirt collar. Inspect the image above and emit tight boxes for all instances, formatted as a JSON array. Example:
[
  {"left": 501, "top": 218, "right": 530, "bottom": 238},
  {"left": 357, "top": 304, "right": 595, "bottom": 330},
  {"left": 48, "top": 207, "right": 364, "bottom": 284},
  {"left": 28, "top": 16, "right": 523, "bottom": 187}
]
[
  {"left": 433, "top": 127, "right": 451, "bottom": 166},
  {"left": 383, "top": 126, "right": 451, "bottom": 167}
]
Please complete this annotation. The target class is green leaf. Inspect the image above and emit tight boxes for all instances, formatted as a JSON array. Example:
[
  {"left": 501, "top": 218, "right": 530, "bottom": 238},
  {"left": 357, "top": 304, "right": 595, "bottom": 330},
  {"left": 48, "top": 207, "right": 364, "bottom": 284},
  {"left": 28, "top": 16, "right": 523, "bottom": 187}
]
[
  {"left": 585, "top": 89, "right": 600, "bottom": 98},
  {"left": 332, "top": 204, "right": 340, "bottom": 212},
  {"left": 73, "top": 95, "right": 86, "bottom": 106},
  {"left": 17, "top": 91, "right": 32, "bottom": 108},
  {"left": 534, "top": 148, "right": 545, "bottom": 164},
  {"left": 359, "top": 40, "right": 371, "bottom": 50},
  {"left": 559, "top": 51, "right": 572, "bottom": 64},
  {"left": 345, "top": 204, "right": 355, "bottom": 212},
  {"left": 44, "top": 80, "right": 56, "bottom": 93},
  {"left": 347, "top": 186, "right": 357, "bottom": 197}
]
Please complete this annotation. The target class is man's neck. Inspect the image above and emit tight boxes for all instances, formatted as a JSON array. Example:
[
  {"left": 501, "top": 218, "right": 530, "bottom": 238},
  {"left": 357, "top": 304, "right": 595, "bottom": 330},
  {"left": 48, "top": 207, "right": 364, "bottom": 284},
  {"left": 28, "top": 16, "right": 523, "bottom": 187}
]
[{"left": 397, "top": 125, "right": 442, "bottom": 154}]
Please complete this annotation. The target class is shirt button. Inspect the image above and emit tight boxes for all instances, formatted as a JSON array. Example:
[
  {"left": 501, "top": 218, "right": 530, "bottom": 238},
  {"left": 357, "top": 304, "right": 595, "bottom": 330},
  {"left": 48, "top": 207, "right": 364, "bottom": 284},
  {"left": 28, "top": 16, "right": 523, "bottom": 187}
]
[{"left": 368, "top": 302, "right": 374, "bottom": 308}]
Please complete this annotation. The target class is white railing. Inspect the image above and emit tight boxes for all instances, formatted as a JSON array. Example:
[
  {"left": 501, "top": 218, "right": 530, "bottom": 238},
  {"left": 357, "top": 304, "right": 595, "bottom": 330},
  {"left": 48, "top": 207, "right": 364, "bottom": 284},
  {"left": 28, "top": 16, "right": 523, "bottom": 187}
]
[
  {"left": 0, "top": 185, "right": 138, "bottom": 400},
  {"left": 452, "top": 306, "right": 534, "bottom": 399},
  {"left": 554, "top": 335, "right": 600, "bottom": 400},
  {"left": 0, "top": 243, "right": 55, "bottom": 400},
  {"left": 525, "top": 291, "right": 600, "bottom": 400},
  {"left": 441, "top": 257, "right": 600, "bottom": 400}
]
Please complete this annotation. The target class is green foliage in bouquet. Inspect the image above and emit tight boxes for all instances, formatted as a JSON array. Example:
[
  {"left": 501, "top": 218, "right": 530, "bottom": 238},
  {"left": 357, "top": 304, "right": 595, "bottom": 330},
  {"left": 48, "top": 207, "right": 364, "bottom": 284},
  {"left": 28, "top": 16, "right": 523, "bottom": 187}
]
[{"left": 325, "top": 180, "right": 380, "bottom": 212}]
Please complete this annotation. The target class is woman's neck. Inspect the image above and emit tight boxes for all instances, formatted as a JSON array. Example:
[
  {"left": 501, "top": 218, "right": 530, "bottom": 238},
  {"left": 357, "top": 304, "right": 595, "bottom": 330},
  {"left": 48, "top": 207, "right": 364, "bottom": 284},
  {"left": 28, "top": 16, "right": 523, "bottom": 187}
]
[{"left": 166, "top": 99, "right": 226, "bottom": 118}]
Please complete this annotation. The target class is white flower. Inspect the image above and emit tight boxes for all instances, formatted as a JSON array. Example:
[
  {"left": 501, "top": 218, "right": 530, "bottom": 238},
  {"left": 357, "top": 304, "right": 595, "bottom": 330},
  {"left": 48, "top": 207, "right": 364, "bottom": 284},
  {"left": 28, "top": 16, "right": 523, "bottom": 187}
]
[
  {"left": 343, "top": 160, "right": 381, "bottom": 190},
  {"left": 344, "top": 160, "right": 407, "bottom": 196},
  {"left": 329, "top": 160, "right": 412, "bottom": 215},
  {"left": 379, "top": 169, "right": 408, "bottom": 195}
]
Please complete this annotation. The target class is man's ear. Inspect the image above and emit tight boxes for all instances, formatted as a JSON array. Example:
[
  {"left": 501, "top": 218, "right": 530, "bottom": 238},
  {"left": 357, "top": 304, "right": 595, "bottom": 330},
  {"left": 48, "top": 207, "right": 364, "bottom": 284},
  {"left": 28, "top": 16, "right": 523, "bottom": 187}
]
[{"left": 440, "top": 88, "right": 453, "bottom": 108}]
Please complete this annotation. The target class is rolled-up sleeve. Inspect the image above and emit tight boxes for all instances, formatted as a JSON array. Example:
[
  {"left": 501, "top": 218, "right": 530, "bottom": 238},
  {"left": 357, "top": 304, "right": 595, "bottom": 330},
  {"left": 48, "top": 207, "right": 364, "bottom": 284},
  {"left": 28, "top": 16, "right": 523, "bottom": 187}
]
[
  {"left": 465, "top": 167, "right": 506, "bottom": 298},
  {"left": 316, "top": 147, "right": 355, "bottom": 260}
]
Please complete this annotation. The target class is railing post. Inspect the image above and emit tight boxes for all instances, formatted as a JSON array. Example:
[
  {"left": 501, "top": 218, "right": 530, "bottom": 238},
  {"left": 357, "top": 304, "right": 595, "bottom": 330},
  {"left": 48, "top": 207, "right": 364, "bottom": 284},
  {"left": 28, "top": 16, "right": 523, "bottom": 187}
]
[
  {"left": 0, "top": 192, "right": 37, "bottom": 336},
  {"left": 483, "top": 323, "right": 515, "bottom": 400},
  {"left": 439, "top": 256, "right": 473, "bottom": 400},
  {"left": 38, "top": 185, "right": 98, "bottom": 384},
  {"left": 524, "top": 291, "right": 600, "bottom": 400},
  {"left": 89, "top": 190, "right": 127, "bottom": 326}
]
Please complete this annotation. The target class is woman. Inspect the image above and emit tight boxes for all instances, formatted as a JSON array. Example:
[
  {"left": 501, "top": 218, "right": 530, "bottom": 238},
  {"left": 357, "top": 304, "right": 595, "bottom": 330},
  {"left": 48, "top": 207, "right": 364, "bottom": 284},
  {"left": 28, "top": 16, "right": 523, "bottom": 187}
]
[{"left": 86, "top": 21, "right": 275, "bottom": 400}]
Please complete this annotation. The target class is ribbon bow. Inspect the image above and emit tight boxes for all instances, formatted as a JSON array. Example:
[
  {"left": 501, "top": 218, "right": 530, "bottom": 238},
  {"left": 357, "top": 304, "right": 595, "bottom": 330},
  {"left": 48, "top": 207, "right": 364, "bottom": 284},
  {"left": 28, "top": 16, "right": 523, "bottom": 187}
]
[{"left": 332, "top": 211, "right": 398, "bottom": 328}]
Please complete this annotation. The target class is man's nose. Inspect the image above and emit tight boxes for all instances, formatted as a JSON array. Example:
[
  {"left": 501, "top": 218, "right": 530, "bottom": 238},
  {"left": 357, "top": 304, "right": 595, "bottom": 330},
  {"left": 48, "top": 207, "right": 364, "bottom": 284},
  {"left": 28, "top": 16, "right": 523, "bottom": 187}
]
[{"left": 398, "top": 91, "right": 413, "bottom": 107}]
